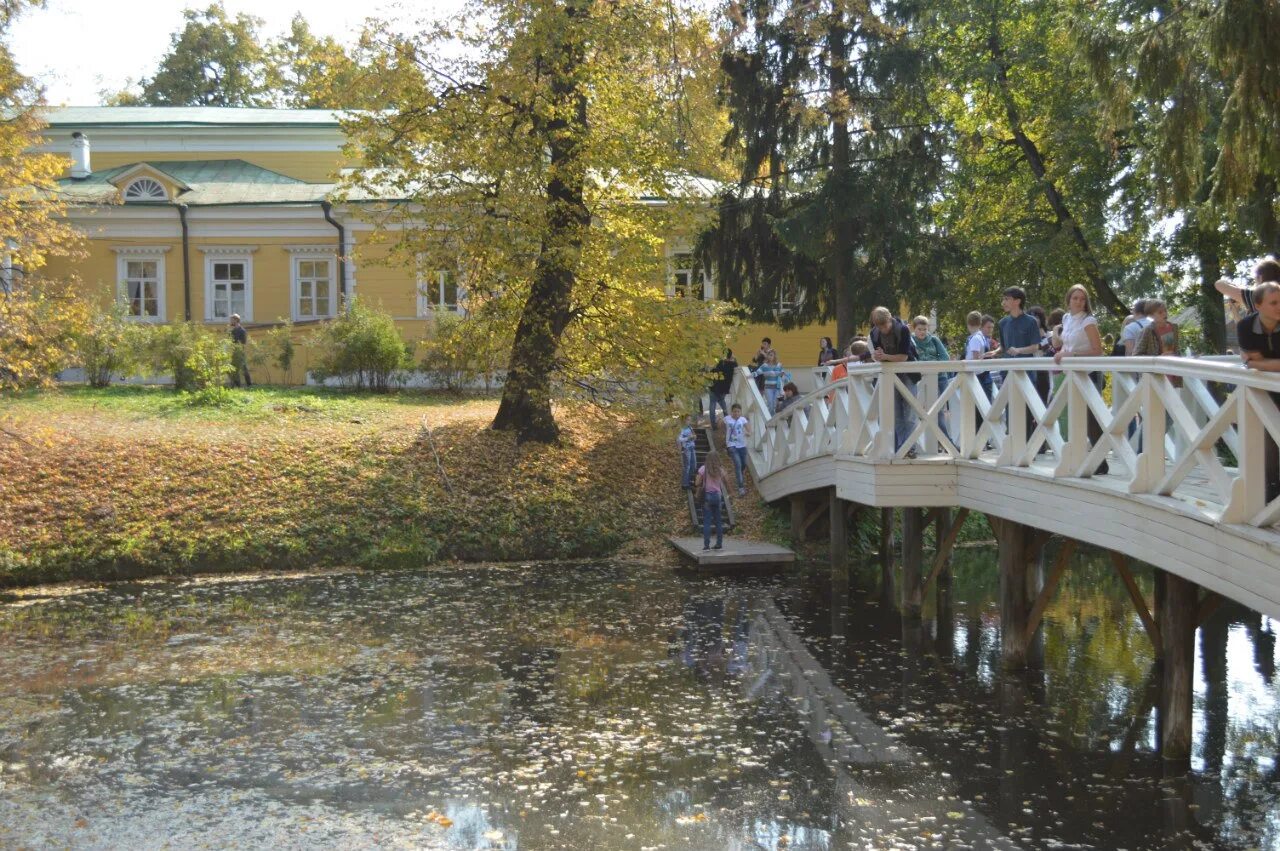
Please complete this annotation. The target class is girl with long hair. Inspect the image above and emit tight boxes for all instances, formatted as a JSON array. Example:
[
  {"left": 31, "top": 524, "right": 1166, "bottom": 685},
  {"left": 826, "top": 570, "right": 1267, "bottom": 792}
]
[{"left": 696, "top": 451, "right": 732, "bottom": 550}]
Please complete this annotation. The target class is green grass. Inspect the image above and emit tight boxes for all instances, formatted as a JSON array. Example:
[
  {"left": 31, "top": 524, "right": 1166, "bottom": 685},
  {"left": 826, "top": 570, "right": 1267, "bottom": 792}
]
[{"left": 0, "top": 384, "right": 485, "bottom": 424}]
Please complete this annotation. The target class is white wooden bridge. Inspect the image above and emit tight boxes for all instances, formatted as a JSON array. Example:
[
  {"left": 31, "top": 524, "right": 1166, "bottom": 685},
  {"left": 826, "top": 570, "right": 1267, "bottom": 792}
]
[{"left": 729, "top": 356, "right": 1280, "bottom": 761}]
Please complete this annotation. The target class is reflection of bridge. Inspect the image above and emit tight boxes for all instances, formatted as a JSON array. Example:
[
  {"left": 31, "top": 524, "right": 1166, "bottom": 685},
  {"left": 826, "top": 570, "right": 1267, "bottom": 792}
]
[{"left": 730, "top": 357, "right": 1280, "bottom": 761}]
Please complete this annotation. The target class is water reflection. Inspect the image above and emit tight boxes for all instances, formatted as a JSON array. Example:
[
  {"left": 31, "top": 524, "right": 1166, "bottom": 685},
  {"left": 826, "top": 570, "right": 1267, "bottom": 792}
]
[{"left": 0, "top": 553, "right": 1277, "bottom": 849}]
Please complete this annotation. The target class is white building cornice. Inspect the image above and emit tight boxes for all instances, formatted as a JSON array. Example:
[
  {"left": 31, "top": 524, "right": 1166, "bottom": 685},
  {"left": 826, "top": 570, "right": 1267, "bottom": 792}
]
[
  {"left": 111, "top": 245, "right": 173, "bottom": 255},
  {"left": 283, "top": 244, "right": 338, "bottom": 254},
  {"left": 197, "top": 245, "right": 260, "bottom": 255}
]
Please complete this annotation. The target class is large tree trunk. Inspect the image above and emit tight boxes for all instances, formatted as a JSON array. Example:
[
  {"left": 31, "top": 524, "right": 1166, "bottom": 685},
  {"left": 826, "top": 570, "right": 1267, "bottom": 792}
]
[
  {"left": 1195, "top": 234, "right": 1226, "bottom": 354},
  {"left": 492, "top": 2, "right": 590, "bottom": 444},
  {"left": 828, "top": 8, "right": 856, "bottom": 348},
  {"left": 986, "top": 25, "right": 1126, "bottom": 316}
]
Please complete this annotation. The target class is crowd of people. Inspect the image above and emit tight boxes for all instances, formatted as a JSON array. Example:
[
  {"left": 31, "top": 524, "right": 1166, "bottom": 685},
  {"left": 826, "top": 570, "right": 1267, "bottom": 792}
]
[{"left": 684, "top": 259, "right": 1280, "bottom": 535}]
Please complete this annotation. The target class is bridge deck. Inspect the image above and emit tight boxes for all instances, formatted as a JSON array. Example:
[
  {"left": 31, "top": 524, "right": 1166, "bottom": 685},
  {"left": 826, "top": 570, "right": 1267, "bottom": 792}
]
[{"left": 732, "top": 358, "right": 1280, "bottom": 620}]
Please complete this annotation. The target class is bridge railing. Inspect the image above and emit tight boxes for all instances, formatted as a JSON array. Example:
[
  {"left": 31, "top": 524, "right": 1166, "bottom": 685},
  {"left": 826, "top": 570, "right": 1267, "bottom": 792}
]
[{"left": 730, "top": 358, "right": 1280, "bottom": 530}]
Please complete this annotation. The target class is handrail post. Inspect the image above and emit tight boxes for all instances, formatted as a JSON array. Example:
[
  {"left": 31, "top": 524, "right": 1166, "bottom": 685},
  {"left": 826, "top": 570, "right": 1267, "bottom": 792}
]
[
  {"left": 875, "top": 367, "right": 896, "bottom": 459},
  {"left": 1129, "top": 373, "right": 1166, "bottom": 493},
  {"left": 1224, "top": 388, "right": 1270, "bottom": 524},
  {"left": 1054, "top": 371, "right": 1088, "bottom": 477},
  {"left": 997, "top": 370, "right": 1027, "bottom": 466},
  {"left": 958, "top": 371, "right": 979, "bottom": 458}
]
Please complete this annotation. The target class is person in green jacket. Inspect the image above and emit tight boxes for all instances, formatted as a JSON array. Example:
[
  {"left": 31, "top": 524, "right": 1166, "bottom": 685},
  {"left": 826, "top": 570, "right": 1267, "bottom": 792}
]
[{"left": 912, "top": 316, "right": 952, "bottom": 442}]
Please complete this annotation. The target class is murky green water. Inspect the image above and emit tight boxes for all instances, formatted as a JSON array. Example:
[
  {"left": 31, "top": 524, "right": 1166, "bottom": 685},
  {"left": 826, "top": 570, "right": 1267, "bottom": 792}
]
[{"left": 0, "top": 553, "right": 1276, "bottom": 849}]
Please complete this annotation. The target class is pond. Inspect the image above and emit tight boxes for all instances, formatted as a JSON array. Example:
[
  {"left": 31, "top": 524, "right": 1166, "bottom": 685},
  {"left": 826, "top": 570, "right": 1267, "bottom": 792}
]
[{"left": 0, "top": 551, "right": 1276, "bottom": 849}]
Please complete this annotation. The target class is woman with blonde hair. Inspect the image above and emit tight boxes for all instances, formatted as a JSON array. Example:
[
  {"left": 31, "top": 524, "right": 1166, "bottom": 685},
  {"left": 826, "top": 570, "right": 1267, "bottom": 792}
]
[
  {"left": 696, "top": 450, "right": 732, "bottom": 550},
  {"left": 1052, "top": 284, "right": 1108, "bottom": 474}
]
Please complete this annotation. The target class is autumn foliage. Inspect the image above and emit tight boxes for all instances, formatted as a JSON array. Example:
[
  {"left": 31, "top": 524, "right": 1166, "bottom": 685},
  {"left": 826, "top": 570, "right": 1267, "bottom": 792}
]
[{"left": 0, "top": 389, "right": 683, "bottom": 585}]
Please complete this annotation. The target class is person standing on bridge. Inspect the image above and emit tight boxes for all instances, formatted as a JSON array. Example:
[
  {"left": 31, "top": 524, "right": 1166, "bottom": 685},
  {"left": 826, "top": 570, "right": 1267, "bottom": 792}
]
[
  {"left": 999, "top": 287, "right": 1049, "bottom": 447},
  {"left": 723, "top": 402, "right": 751, "bottom": 496},
  {"left": 695, "top": 450, "right": 731, "bottom": 550},
  {"left": 1053, "top": 284, "right": 1108, "bottom": 475},
  {"left": 869, "top": 307, "right": 920, "bottom": 457},
  {"left": 708, "top": 349, "right": 736, "bottom": 430},
  {"left": 1215, "top": 257, "right": 1280, "bottom": 318},
  {"left": 912, "top": 316, "right": 951, "bottom": 441},
  {"left": 678, "top": 415, "right": 698, "bottom": 491},
  {"left": 1237, "top": 280, "right": 1280, "bottom": 503}
]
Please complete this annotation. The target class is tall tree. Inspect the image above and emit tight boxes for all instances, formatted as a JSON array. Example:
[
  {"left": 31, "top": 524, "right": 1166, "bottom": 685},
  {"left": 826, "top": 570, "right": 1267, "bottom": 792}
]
[
  {"left": 1, "top": 0, "right": 87, "bottom": 389},
  {"left": 706, "top": 0, "right": 948, "bottom": 347},
  {"left": 344, "top": 0, "right": 729, "bottom": 443},
  {"left": 126, "top": 4, "right": 274, "bottom": 107},
  {"left": 923, "top": 0, "right": 1138, "bottom": 321}
]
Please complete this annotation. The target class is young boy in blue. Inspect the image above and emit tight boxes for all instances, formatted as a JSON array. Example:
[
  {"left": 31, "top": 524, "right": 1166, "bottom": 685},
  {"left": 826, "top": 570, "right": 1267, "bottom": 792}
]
[{"left": 677, "top": 415, "right": 698, "bottom": 490}]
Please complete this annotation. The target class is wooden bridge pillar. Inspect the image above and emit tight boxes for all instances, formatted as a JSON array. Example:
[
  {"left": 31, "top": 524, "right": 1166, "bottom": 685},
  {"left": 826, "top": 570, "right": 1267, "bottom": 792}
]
[
  {"left": 990, "top": 516, "right": 1051, "bottom": 670},
  {"left": 1159, "top": 570, "right": 1199, "bottom": 764},
  {"left": 901, "top": 507, "right": 925, "bottom": 617},
  {"left": 829, "top": 487, "right": 847, "bottom": 576},
  {"left": 879, "top": 508, "right": 895, "bottom": 600}
]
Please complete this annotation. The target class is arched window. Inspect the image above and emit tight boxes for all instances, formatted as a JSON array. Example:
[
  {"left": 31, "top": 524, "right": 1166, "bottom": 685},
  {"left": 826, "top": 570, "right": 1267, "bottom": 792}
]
[{"left": 123, "top": 178, "right": 167, "bottom": 202}]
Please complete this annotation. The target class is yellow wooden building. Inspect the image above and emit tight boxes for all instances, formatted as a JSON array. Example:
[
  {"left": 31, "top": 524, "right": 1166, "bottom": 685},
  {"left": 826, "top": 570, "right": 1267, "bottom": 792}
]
[{"left": 35, "top": 107, "right": 836, "bottom": 383}]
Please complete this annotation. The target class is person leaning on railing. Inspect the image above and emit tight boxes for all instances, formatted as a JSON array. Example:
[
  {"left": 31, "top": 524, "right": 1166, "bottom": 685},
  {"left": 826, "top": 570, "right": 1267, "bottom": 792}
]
[
  {"left": 1236, "top": 280, "right": 1280, "bottom": 503},
  {"left": 1052, "top": 284, "right": 1109, "bottom": 475},
  {"left": 912, "top": 316, "right": 952, "bottom": 442}
]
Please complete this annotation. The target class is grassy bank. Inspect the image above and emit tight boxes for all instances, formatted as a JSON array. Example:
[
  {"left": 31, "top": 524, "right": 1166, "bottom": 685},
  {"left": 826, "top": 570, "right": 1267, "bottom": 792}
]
[{"left": 0, "top": 386, "right": 702, "bottom": 586}]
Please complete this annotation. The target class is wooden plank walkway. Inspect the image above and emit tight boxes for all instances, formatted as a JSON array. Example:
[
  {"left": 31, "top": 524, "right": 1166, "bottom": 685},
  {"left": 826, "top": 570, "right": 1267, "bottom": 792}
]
[{"left": 669, "top": 536, "right": 795, "bottom": 568}]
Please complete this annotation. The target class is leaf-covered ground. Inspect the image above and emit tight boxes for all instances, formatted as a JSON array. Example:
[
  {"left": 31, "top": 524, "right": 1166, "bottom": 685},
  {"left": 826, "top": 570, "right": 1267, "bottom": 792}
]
[{"left": 0, "top": 387, "right": 749, "bottom": 585}]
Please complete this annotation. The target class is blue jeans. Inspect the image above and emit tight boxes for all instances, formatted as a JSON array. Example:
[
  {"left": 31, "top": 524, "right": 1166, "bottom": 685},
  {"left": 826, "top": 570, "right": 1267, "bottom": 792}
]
[
  {"left": 727, "top": 445, "right": 747, "bottom": 490},
  {"left": 895, "top": 378, "right": 917, "bottom": 452},
  {"left": 765, "top": 387, "right": 779, "bottom": 415},
  {"left": 681, "top": 447, "right": 697, "bottom": 489},
  {"left": 935, "top": 372, "right": 952, "bottom": 441},
  {"left": 702, "top": 491, "right": 724, "bottom": 548},
  {"left": 708, "top": 391, "right": 729, "bottom": 428}
]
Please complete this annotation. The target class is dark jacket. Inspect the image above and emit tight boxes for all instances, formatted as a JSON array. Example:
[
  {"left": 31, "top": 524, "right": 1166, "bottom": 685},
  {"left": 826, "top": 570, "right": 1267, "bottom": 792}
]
[{"left": 710, "top": 357, "right": 736, "bottom": 394}]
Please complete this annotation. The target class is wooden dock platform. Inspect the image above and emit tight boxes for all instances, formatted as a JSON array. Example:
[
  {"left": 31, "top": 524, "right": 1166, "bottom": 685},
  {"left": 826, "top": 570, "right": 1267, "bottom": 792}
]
[{"left": 669, "top": 536, "right": 796, "bottom": 569}]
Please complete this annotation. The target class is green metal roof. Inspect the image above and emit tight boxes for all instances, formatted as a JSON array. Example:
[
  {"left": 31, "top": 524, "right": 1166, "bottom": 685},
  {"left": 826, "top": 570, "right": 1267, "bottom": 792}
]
[
  {"left": 54, "top": 159, "right": 401, "bottom": 206},
  {"left": 42, "top": 106, "right": 347, "bottom": 128}
]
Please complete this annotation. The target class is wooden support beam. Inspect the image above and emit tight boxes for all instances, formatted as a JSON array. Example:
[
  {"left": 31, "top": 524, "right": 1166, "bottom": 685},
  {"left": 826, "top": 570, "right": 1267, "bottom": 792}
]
[
  {"left": 790, "top": 495, "right": 806, "bottom": 542},
  {"left": 996, "top": 517, "right": 1033, "bottom": 670},
  {"left": 829, "top": 487, "right": 848, "bottom": 574},
  {"left": 1160, "top": 571, "right": 1199, "bottom": 763},
  {"left": 1197, "top": 591, "right": 1223, "bottom": 627},
  {"left": 923, "top": 508, "right": 969, "bottom": 592},
  {"left": 1023, "top": 539, "right": 1077, "bottom": 645},
  {"left": 1110, "top": 552, "right": 1162, "bottom": 652},
  {"left": 799, "top": 500, "right": 827, "bottom": 539},
  {"left": 1023, "top": 529, "right": 1053, "bottom": 566},
  {"left": 923, "top": 507, "right": 945, "bottom": 530},
  {"left": 902, "top": 507, "right": 925, "bottom": 617},
  {"left": 879, "top": 507, "right": 894, "bottom": 598}
]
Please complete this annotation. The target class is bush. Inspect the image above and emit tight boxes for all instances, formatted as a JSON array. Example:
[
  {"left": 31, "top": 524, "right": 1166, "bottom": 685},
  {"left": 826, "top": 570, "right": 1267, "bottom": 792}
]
[
  {"left": 308, "top": 299, "right": 411, "bottom": 391},
  {"left": 141, "top": 322, "right": 236, "bottom": 396},
  {"left": 0, "top": 279, "right": 89, "bottom": 391},
  {"left": 419, "top": 310, "right": 509, "bottom": 392},
  {"left": 73, "top": 303, "right": 145, "bottom": 387}
]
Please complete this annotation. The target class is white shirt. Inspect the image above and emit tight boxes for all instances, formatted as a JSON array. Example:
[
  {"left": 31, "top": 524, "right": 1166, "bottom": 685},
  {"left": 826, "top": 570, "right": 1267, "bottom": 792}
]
[
  {"left": 1060, "top": 312, "right": 1099, "bottom": 356},
  {"left": 965, "top": 331, "right": 987, "bottom": 360},
  {"left": 724, "top": 415, "right": 748, "bottom": 448},
  {"left": 1120, "top": 316, "right": 1152, "bottom": 353}
]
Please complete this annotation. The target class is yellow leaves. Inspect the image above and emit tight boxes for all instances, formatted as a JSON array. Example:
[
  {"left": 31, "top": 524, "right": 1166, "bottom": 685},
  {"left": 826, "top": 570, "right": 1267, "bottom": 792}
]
[{"left": 424, "top": 811, "right": 454, "bottom": 828}]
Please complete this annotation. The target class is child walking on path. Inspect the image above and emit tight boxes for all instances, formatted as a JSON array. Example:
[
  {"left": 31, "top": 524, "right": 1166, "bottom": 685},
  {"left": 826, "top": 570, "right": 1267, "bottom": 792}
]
[
  {"left": 677, "top": 416, "right": 697, "bottom": 490},
  {"left": 696, "top": 450, "right": 732, "bottom": 550},
  {"left": 722, "top": 403, "right": 751, "bottom": 496}
]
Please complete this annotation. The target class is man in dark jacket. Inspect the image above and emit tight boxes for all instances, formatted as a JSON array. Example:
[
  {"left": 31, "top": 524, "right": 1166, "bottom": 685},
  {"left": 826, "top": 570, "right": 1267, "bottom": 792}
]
[
  {"left": 229, "top": 314, "right": 251, "bottom": 388},
  {"left": 869, "top": 307, "right": 920, "bottom": 456},
  {"left": 709, "top": 349, "right": 736, "bottom": 429}
]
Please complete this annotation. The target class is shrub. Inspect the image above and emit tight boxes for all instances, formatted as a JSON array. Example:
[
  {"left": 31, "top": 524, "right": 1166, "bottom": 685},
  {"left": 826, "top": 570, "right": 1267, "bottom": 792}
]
[
  {"left": 140, "top": 322, "right": 235, "bottom": 395},
  {"left": 308, "top": 299, "right": 411, "bottom": 391},
  {"left": 419, "top": 310, "right": 509, "bottom": 392},
  {"left": 74, "top": 303, "right": 144, "bottom": 387},
  {"left": 0, "top": 279, "right": 89, "bottom": 391}
]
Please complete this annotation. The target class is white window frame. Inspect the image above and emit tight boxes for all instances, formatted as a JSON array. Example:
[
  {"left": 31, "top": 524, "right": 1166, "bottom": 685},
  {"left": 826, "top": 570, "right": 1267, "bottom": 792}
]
[
  {"left": 123, "top": 177, "right": 168, "bottom": 202},
  {"left": 416, "top": 268, "right": 466, "bottom": 317},
  {"left": 667, "top": 250, "right": 713, "bottom": 300},
  {"left": 201, "top": 250, "right": 255, "bottom": 323},
  {"left": 113, "top": 248, "right": 168, "bottom": 323},
  {"left": 290, "top": 253, "right": 338, "bottom": 321}
]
